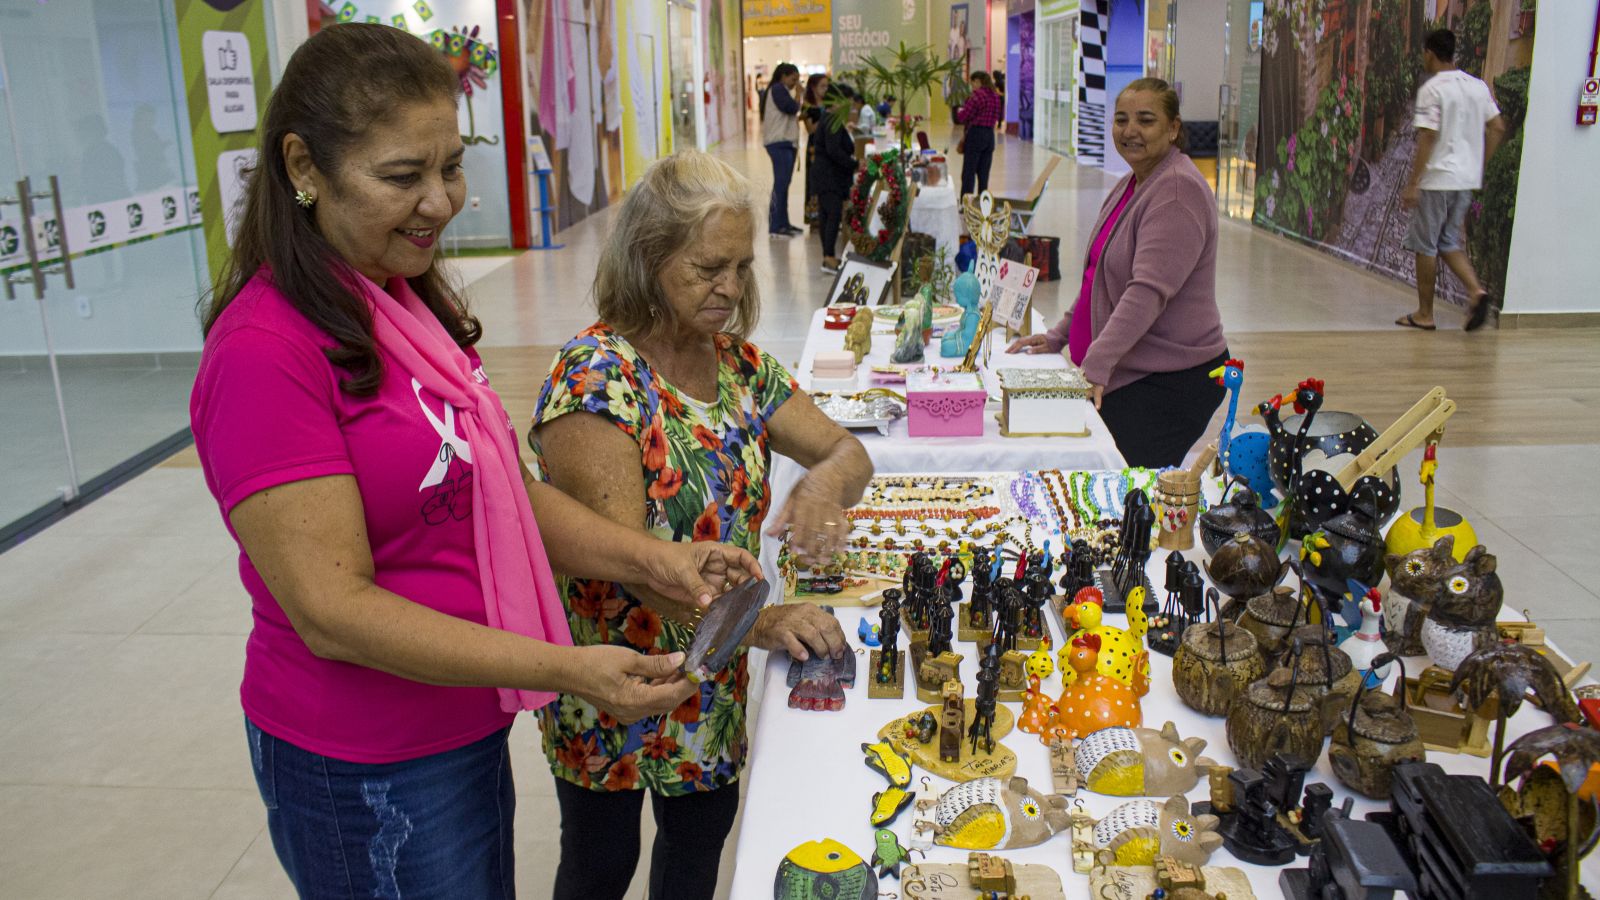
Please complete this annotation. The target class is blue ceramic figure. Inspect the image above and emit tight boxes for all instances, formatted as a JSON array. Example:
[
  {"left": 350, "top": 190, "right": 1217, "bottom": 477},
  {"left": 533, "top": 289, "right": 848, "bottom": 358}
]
[{"left": 940, "top": 271, "right": 983, "bottom": 358}]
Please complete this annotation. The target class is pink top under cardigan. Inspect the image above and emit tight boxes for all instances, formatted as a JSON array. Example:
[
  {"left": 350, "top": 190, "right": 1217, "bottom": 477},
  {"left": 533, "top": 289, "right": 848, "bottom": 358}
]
[{"left": 1045, "top": 148, "right": 1227, "bottom": 392}]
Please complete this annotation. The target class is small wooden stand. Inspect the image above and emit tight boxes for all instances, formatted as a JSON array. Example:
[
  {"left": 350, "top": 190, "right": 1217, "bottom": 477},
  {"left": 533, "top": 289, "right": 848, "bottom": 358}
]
[
  {"left": 879, "top": 700, "right": 1018, "bottom": 782},
  {"left": 1397, "top": 667, "right": 1493, "bottom": 757},
  {"left": 956, "top": 603, "right": 989, "bottom": 643},
  {"left": 902, "top": 859, "right": 1066, "bottom": 899},
  {"left": 994, "top": 648, "right": 1030, "bottom": 702},
  {"left": 1087, "top": 863, "right": 1257, "bottom": 900},
  {"left": 868, "top": 648, "right": 905, "bottom": 699},
  {"left": 1050, "top": 739, "right": 1079, "bottom": 795},
  {"left": 910, "top": 640, "right": 963, "bottom": 703}
]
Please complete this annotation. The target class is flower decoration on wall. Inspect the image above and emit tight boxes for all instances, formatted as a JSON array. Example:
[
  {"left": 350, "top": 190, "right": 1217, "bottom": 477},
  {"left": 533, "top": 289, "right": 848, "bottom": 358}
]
[{"left": 430, "top": 25, "right": 501, "bottom": 145}]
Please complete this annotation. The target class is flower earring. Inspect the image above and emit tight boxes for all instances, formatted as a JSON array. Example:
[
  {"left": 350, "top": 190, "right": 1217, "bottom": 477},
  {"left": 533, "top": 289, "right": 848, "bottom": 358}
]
[{"left": 294, "top": 189, "right": 316, "bottom": 209}]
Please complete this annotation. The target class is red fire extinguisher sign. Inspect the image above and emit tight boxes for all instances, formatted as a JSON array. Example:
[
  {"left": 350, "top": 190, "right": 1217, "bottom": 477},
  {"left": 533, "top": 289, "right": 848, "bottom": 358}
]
[{"left": 1580, "top": 77, "right": 1600, "bottom": 126}]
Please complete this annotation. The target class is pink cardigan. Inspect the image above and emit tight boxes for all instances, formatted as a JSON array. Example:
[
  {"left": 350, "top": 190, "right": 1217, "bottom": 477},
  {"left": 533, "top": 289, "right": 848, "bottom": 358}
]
[{"left": 1046, "top": 149, "right": 1227, "bottom": 393}]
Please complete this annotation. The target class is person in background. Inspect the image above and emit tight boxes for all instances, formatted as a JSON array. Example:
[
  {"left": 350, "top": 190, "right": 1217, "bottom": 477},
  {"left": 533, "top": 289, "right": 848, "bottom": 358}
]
[
  {"left": 761, "top": 62, "right": 803, "bottom": 238},
  {"left": 190, "top": 25, "right": 760, "bottom": 897},
  {"left": 1007, "top": 78, "right": 1228, "bottom": 468},
  {"left": 531, "top": 151, "right": 872, "bottom": 899},
  {"left": 877, "top": 94, "right": 895, "bottom": 120},
  {"left": 992, "top": 70, "right": 1006, "bottom": 99},
  {"left": 815, "top": 86, "right": 861, "bottom": 275},
  {"left": 1396, "top": 28, "right": 1503, "bottom": 332},
  {"left": 853, "top": 90, "right": 879, "bottom": 135},
  {"left": 800, "top": 72, "right": 831, "bottom": 230},
  {"left": 955, "top": 71, "right": 1002, "bottom": 199}
]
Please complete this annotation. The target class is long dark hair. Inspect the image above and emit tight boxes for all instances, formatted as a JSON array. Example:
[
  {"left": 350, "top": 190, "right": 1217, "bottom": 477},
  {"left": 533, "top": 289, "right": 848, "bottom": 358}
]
[{"left": 200, "top": 24, "right": 481, "bottom": 396}]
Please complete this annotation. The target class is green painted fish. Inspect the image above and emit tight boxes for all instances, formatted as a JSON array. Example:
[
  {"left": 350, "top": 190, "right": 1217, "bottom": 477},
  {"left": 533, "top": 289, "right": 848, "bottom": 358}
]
[
  {"left": 773, "top": 838, "right": 877, "bottom": 900},
  {"left": 870, "top": 828, "right": 910, "bottom": 879}
]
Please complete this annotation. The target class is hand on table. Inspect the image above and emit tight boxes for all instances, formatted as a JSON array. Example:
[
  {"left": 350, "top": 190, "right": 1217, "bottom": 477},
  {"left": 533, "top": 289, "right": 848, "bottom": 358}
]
[
  {"left": 572, "top": 645, "right": 699, "bottom": 724},
  {"left": 749, "top": 603, "right": 848, "bottom": 661},
  {"left": 1006, "top": 334, "right": 1059, "bottom": 354},
  {"left": 766, "top": 476, "right": 850, "bottom": 569}
]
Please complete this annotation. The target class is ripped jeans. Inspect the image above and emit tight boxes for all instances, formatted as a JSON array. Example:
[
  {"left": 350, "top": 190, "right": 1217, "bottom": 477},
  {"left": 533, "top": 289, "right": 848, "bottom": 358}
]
[{"left": 245, "top": 718, "right": 515, "bottom": 899}]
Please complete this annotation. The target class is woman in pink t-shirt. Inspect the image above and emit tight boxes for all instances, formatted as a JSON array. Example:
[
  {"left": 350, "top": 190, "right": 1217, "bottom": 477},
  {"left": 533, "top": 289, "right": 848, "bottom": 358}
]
[
  {"left": 1007, "top": 79, "right": 1228, "bottom": 467},
  {"left": 189, "top": 26, "right": 759, "bottom": 898}
]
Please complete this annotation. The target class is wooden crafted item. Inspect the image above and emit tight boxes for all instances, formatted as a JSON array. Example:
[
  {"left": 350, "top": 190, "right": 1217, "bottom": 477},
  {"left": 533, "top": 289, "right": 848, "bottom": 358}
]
[
  {"left": 878, "top": 700, "right": 1019, "bottom": 782},
  {"left": 1086, "top": 863, "right": 1256, "bottom": 900},
  {"left": 1394, "top": 667, "right": 1493, "bottom": 756},
  {"left": 901, "top": 858, "right": 1067, "bottom": 900}
]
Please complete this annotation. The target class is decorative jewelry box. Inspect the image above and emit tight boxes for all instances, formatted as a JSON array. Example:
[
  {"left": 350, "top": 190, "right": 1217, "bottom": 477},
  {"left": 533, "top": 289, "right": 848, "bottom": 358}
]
[
  {"left": 996, "top": 367, "right": 1092, "bottom": 437},
  {"left": 906, "top": 368, "right": 986, "bottom": 437}
]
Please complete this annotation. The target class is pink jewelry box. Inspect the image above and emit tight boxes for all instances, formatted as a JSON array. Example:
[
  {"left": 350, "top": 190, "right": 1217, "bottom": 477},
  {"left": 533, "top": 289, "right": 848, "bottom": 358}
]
[{"left": 906, "top": 368, "right": 986, "bottom": 437}]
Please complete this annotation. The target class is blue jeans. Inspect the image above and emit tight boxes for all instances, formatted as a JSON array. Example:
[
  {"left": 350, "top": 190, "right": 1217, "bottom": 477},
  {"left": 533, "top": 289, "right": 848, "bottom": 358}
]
[
  {"left": 246, "top": 717, "right": 515, "bottom": 899},
  {"left": 765, "top": 142, "right": 796, "bottom": 233}
]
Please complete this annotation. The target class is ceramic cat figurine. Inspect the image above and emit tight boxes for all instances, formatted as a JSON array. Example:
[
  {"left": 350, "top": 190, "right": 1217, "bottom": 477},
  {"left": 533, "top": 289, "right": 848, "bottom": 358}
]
[{"left": 1386, "top": 536, "right": 1501, "bottom": 672}]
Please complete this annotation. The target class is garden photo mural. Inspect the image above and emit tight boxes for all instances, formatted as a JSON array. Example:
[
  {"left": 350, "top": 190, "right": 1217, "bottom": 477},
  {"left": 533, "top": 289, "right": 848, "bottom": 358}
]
[
  {"left": 522, "top": 0, "right": 626, "bottom": 231},
  {"left": 1250, "top": 0, "right": 1535, "bottom": 307}
]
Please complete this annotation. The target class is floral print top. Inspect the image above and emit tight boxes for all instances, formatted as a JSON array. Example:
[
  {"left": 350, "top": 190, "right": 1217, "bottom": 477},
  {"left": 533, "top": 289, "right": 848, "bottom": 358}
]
[{"left": 529, "top": 322, "right": 796, "bottom": 795}]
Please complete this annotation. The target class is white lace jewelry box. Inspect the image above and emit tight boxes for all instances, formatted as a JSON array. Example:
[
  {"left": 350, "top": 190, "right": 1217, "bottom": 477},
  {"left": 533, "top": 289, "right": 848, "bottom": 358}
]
[
  {"left": 906, "top": 368, "right": 986, "bottom": 437},
  {"left": 996, "top": 367, "right": 1092, "bottom": 437}
]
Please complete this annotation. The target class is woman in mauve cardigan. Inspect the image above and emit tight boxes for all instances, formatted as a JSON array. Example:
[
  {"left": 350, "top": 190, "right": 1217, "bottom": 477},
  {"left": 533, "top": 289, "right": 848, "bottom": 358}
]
[{"left": 1009, "top": 78, "right": 1228, "bottom": 467}]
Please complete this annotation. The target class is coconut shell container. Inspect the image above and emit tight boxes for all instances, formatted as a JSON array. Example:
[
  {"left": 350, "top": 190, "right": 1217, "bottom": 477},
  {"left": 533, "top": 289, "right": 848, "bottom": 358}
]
[
  {"left": 1173, "top": 589, "right": 1267, "bottom": 718},
  {"left": 1204, "top": 531, "right": 1286, "bottom": 607},
  {"left": 1298, "top": 486, "right": 1386, "bottom": 611},
  {"left": 1198, "top": 478, "right": 1281, "bottom": 556},
  {"left": 1226, "top": 644, "right": 1328, "bottom": 771},
  {"left": 1328, "top": 653, "right": 1425, "bottom": 799},
  {"left": 1237, "top": 585, "right": 1301, "bottom": 660},
  {"left": 1275, "top": 628, "right": 1360, "bottom": 735}
]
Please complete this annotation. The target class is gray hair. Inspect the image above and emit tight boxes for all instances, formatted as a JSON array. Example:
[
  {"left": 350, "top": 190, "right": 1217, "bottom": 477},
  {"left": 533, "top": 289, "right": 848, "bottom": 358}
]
[{"left": 595, "top": 150, "right": 761, "bottom": 340}]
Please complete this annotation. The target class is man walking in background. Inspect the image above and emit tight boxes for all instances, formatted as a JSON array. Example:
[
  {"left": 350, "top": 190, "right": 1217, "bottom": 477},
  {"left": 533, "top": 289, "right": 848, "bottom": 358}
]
[{"left": 1397, "top": 28, "right": 1504, "bottom": 332}]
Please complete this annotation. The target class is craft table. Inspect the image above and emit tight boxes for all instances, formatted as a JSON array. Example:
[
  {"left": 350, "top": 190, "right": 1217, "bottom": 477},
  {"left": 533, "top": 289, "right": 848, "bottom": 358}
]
[
  {"left": 728, "top": 475, "right": 1600, "bottom": 897},
  {"left": 760, "top": 308, "right": 1123, "bottom": 586}
]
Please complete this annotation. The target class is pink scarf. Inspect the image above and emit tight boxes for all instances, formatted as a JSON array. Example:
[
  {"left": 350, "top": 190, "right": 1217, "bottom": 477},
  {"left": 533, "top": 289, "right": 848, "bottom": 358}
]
[{"left": 362, "top": 274, "right": 573, "bottom": 713}]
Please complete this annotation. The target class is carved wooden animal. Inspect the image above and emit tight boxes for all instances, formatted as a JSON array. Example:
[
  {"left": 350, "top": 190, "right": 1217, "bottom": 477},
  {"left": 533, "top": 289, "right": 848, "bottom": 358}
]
[
  {"left": 931, "top": 775, "right": 1073, "bottom": 849},
  {"left": 1049, "top": 634, "right": 1145, "bottom": 741},
  {"left": 1073, "top": 723, "right": 1216, "bottom": 796},
  {"left": 1386, "top": 536, "right": 1501, "bottom": 671}
]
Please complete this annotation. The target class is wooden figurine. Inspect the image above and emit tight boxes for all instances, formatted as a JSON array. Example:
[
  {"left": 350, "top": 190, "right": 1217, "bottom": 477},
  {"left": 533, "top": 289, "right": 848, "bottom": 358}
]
[
  {"left": 1393, "top": 665, "right": 1494, "bottom": 757},
  {"left": 910, "top": 638, "right": 962, "bottom": 704},
  {"left": 1048, "top": 634, "right": 1146, "bottom": 741},
  {"left": 1087, "top": 860, "right": 1258, "bottom": 900},
  {"left": 871, "top": 589, "right": 906, "bottom": 699},
  {"left": 1104, "top": 489, "right": 1157, "bottom": 613},
  {"left": 1173, "top": 590, "right": 1266, "bottom": 718},
  {"left": 1225, "top": 644, "right": 1327, "bottom": 772},
  {"left": 1448, "top": 641, "right": 1581, "bottom": 786},
  {"left": 1050, "top": 738, "right": 1079, "bottom": 794},
  {"left": 1275, "top": 626, "right": 1360, "bottom": 736},
  {"left": 1019, "top": 674, "right": 1057, "bottom": 738},
  {"left": 1058, "top": 537, "right": 1097, "bottom": 600},
  {"left": 1209, "top": 359, "right": 1276, "bottom": 506},
  {"left": 1338, "top": 586, "right": 1392, "bottom": 687},
  {"left": 1214, "top": 766, "right": 1298, "bottom": 865},
  {"left": 862, "top": 740, "right": 913, "bottom": 788},
  {"left": 774, "top": 838, "right": 878, "bottom": 900},
  {"left": 970, "top": 662, "right": 1000, "bottom": 757},
  {"left": 901, "top": 856, "right": 1069, "bottom": 900},
  {"left": 1388, "top": 536, "right": 1502, "bottom": 672},
  {"left": 958, "top": 546, "right": 997, "bottom": 642},
  {"left": 1279, "top": 809, "right": 1416, "bottom": 900},
  {"left": 881, "top": 701, "right": 1019, "bottom": 782},
  {"left": 843, "top": 305, "right": 874, "bottom": 362},
  {"left": 1088, "top": 795, "right": 1223, "bottom": 867},
  {"left": 1073, "top": 722, "right": 1216, "bottom": 797},
  {"left": 1147, "top": 552, "right": 1191, "bottom": 657},
  {"left": 940, "top": 679, "right": 965, "bottom": 764},
  {"left": 871, "top": 829, "right": 911, "bottom": 880},
  {"left": 1204, "top": 531, "right": 1286, "bottom": 605},
  {"left": 871, "top": 785, "right": 915, "bottom": 827},
  {"left": 1329, "top": 653, "right": 1424, "bottom": 800},
  {"left": 1059, "top": 590, "right": 1150, "bottom": 689},
  {"left": 1375, "top": 761, "right": 1551, "bottom": 899},
  {"left": 787, "top": 650, "right": 856, "bottom": 711},
  {"left": 930, "top": 775, "right": 1072, "bottom": 850},
  {"left": 1499, "top": 724, "right": 1600, "bottom": 899},
  {"left": 1297, "top": 484, "right": 1386, "bottom": 616},
  {"left": 1384, "top": 438, "right": 1477, "bottom": 561}
]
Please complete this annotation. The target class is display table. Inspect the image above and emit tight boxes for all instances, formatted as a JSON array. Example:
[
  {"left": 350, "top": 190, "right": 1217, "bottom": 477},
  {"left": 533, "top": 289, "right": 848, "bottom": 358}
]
[{"left": 728, "top": 470, "right": 1600, "bottom": 898}]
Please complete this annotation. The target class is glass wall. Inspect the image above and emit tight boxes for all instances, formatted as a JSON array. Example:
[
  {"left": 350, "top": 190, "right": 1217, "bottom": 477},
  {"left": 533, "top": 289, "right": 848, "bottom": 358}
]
[
  {"left": 1216, "top": 0, "right": 1263, "bottom": 220},
  {"left": 0, "top": 0, "right": 207, "bottom": 542},
  {"left": 1036, "top": 14, "right": 1079, "bottom": 157},
  {"left": 666, "top": 0, "right": 700, "bottom": 151}
]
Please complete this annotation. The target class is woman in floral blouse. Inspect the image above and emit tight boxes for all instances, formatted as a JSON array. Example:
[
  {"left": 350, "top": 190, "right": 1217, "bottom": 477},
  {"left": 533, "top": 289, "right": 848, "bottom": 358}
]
[{"left": 530, "top": 151, "right": 873, "bottom": 899}]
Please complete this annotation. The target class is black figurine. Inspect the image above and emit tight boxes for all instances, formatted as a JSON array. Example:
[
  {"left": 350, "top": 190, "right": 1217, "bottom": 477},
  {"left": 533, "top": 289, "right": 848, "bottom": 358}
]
[
  {"left": 1059, "top": 538, "right": 1096, "bottom": 598},
  {"left": 878, "top": 589, "right": 903, "bottom": 684},
  {"left": 969, "top": 546, "right": 995, "bottom": 629},
  {"left": 971, "top": 652, "right": 999, "bottom": 755},
  {"left": 1280, "top": 808, "right": 1416, "bottom": 900},
  {"left": 928, "top": 589, "right": 955, "bottom": 657},
  {"left": 1022, "top": 571, "right": 1051, "bottom": 640},
  {"left": 1216, "top": 767, "right": 1298, "bottom": 865}
]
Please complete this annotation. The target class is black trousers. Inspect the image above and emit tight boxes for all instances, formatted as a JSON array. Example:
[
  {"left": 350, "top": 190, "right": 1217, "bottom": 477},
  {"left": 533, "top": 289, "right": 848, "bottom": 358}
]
[
  {"left": 818, "top": 188, "right": 847, "bottom": 258},
  {"left": 960, "top": 125, "right": 996, "bottom": 198},
  {"left": 551, "top": 777, "right": 741, "bottom": 900},
  {"left": 1098, "top": 351, "right": 1230, "bottom": 468}
]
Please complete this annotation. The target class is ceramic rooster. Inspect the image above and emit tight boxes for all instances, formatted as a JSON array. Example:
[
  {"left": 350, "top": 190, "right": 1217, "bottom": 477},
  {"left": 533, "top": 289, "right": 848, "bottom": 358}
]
[
  {"left": 1048, "top": 634, "right": 1146, "bottom": 741},
  {"left": 1019, "top": 674, "right": 1057, "bottom": 738},
  {"left": 1209, "top": 358, "right": 1276, "bottom": 507},
  {"left": 1059, "top": 589, "right": 1150, "bottom": 689}
]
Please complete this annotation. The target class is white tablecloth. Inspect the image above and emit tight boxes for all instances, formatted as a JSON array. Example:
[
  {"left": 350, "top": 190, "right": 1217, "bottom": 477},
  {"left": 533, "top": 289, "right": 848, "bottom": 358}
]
[
  {"left": 907, "top": 180, "right": 962, "bottom": 257},
  {"left": 727, "top": 521, "right": 1600, "bottom": 898}
]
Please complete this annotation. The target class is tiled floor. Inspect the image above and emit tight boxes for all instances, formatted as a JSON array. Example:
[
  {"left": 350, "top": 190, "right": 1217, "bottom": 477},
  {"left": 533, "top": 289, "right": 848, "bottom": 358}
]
[{"left": 0, "top": 137, "right": 1595, "bottom": 899}]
